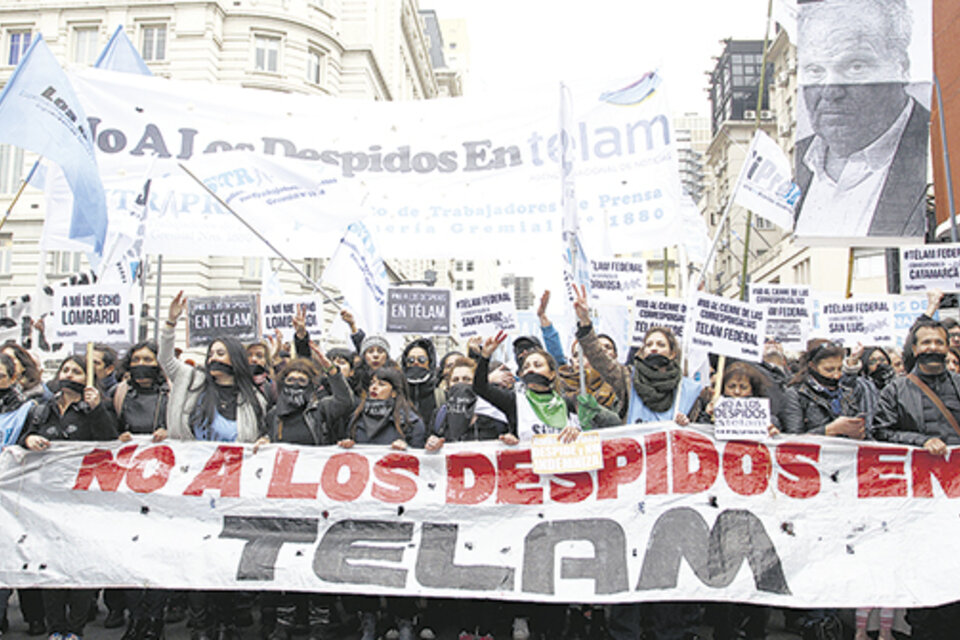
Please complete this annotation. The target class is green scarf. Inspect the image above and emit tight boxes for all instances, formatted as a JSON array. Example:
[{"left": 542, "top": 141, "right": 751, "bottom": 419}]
[
  {"left": 632, "top": 357, "right": 682, "bottom": 413},
  {"left": 525, "top": 389, "right": 568, "bottom": 429}
]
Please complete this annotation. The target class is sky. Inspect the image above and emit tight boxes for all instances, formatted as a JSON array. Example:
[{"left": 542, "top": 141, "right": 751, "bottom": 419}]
[{"left": 426, "top": 0, "right": 773, "bottom": 116}]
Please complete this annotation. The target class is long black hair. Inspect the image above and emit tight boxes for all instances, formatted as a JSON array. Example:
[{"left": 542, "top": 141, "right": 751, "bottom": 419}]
[
  {"left": 348, "top": 366, "right": 417, "bottom": 441},
  {"left": 189, "top": 336, "right": 265, "bottom": 432}
]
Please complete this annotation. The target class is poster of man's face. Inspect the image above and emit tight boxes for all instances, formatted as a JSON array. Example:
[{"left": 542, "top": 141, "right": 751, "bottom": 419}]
[{"left": 793, "top": 0, "right": 931, "bottom": 245}]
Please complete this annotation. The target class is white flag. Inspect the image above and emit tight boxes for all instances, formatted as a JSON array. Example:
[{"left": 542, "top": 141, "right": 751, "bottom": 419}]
[
  {"left": 321, "top": 222, "right": 388, "bottom": 336},
  {"left": 731, "top": 130, "right": 801, "bottom": 231}
]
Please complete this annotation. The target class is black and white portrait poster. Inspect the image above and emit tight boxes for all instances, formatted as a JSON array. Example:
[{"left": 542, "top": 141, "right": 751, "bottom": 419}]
[{"left": 793, "top": 0, "right": 931, "bottom": 246}]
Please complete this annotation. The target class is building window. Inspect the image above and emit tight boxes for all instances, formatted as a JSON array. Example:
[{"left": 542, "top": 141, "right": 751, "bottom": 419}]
[
  {"left": 242, "top": 257, "right": 262, "bottom": 280},
  {"left": 853, "top": 249, "right": 886, "bottom": 279},
  {"left": 454, "top": 260, "right": 463, "bottom": 271},
  {"left": 0, "top": 144, "right": 24, "bottom": 195},
  {"left": 793, "top": 258, "right": 811, "bottom": 285},
  {"left": 754, "top": 216, "right": 773, "bottom": 230},
  {"left": 466, "top": 261, "right": 474, "bottom": 272},
  {"left": 47, "top": 251, "right": 85, "bottom": 276},
  {"left": 72, "top": 27, "right": 99, "bottom": 65},
  {"left": 307, "top": 49, "right": 323, "bottom": 84},
  {"left": 141, "top": 25, "right": 167, "bottom": 62},
  {"left": 465, "top": 280, "right": 474, "bottom": 291},
  {"left": 455, "top": 280, "right": 463, "bottom": 291},
  {"left": 303, "top": 257, "right": 324, "bottom": 283},
  {"left": 254, "top": 34, "right": 280, "bottom": 72},
  {"left": 8, "top": 30, "right": 31, "bottom": 65},
  {"left": 0, "top": 234, "right": 11, "bottom": 276}
]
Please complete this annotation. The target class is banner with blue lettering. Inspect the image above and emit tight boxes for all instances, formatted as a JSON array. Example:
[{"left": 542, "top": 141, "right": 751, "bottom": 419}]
[
  {"left": 2, "top": 424, "right": 960, "bottom": 607},
  {"left": 41, "top": 68, "right": 684, "bottom": 259}
]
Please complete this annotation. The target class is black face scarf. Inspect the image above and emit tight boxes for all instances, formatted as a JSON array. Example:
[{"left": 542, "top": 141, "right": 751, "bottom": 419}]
[
  {"left": 809, "top": 368, "right": 840, "bottom": 390},
  {"left": 643, "top": 354, "right": 671, "bottom": 370},
  {"left": 443, "top": 383, "right": 477, "bottom": 441},
  {"left": 869, "top": 362, "right": 895, "bottom": 389},
  {"left": 0, "top": 386, "right": 21, "bottom": 412},
  {"left": 276, "top": 383, "right": 313, "bottom": 416},
  {"left": 521, "top": 372, "right": 553, "bottom": 389},
  {"left": 251, "top": 363, "right": 267, "bottom": 377},
  {"left": 207, "top": 360, "right": 234, "bottom": 376},
  {"left": 355, "top": 397, "right": 397, "bottom": 443},
  {"left": 404, "top": 365, "right": 431, "bottom": 385},
  {"left": 917, "top": 352, "right": 947, "bottom": 371},
  {"left": 59, "top": 379, "right": 86, "bottom": 395},
  {"left": 129, "top": 365, "right": 163, "bottom": 390}
]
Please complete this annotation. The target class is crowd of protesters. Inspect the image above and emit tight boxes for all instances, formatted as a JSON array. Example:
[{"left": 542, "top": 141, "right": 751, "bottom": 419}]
[{"left": 0, "top": 286, "right": 959, "bottom": 640}]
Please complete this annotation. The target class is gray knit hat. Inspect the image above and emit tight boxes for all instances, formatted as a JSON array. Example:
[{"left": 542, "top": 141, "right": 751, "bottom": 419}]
[{"left": 360, "top": 334, "right": 390, "bottom": 356}]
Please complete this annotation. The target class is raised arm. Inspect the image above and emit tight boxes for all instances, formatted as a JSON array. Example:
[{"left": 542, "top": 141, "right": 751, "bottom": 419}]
[{"left": 159, "top": 290, "right": 194, "bottom": 384}]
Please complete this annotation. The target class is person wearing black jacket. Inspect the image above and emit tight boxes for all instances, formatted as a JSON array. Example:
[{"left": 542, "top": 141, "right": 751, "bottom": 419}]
[
  {"left": 108, "top": 341, "right": 170, "bottom": 640},
  {"left": 21, "top": 355, "right": 118, "bottom": 640},
  {"left": 873, "top": 318, "right": 960, "bottom": 637},
  {"left": 401, "top": 338, "right": 440, "bottom": 425},
  {"left": 259, "top": 353, "right": 353, "bottom": 640},
  {"left": 426, "top": 357, "right": 509, "bottom": 448},
  {"left": 788, "top": 340, "right": 869, "bottom": 438}
]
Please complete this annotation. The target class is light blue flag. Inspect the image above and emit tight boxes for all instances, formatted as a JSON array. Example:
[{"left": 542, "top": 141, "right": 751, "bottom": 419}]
[
  {"left": 95, "top": 25, "right": 152, "bottom": 75},
  {"left": 0, "top": 35, "right": 107, "bottom": 254}
]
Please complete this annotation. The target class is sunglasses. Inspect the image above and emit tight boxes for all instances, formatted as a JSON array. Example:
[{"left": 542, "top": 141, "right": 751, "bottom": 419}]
[{"left": 406, "top": 355, "right": 429, "bottom": 365}]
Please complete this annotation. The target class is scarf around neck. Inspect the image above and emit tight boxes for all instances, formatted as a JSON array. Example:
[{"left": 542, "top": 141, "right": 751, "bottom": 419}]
[{"left": 632, "top": 357, "right": 682, "bottom": 413}]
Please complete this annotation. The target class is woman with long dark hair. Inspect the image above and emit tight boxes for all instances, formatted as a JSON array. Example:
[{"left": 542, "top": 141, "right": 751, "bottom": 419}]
[
  {"left": 162, "top": 291, "right": 267, "bottom": 640},
  {"left": 20, "top": 355, "right": 117, "bottom": 640},
  {"left": 2, "top": 341, "right": 50, "bottom": 401}
]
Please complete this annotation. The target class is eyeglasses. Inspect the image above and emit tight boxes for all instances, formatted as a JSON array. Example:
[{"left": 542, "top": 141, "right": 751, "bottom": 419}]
[{"left": 406, "top": 355, "right": 429, "bottom": 365}]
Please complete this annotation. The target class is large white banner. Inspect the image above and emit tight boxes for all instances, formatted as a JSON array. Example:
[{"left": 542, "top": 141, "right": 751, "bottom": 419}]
[
  {"left": 3, "top": 425, "right": 960, "bottom": 607},
  {"left": 43, "top": 68, "right": 685, "bottom": 259}
]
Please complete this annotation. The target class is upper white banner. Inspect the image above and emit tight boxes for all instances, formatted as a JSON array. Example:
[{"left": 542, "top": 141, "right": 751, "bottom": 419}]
[{"left": 43, "top": 69, "right": 686, "bottom": 259}]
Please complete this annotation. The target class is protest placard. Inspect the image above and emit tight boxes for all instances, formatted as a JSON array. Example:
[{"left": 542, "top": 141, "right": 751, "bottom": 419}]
[
  {"left": 590, "top": 259, "right": 646, "bottom": 303},
  {"left": 687, "top": 292, "right": 766, "bottom": 361},
  {"left": 816, "top": 297, "right": 895, "bottom": 347},
  {"left": 713, "top": 397, "right": 771, "bottom": 441},
  {"left": 749, "top": 284, "right": 812, "bottom": 350},
  {"left": 49, "top": 283, "right": 132, "bottom": 344},
  {"left": 900, "top": 243, "right": 960, "bottom": 293},
  {"left": 386, "top": 288, "right": 451, "bottom": 335},
  {"left": 261, "top": 296, "right": 321, "bottom": 342},
  {"left": 187, "top": 295, "right": 259, "bottom": 347},
  {"left": 630, "top": 297, "right": 687, "bottom": 345},
  {"left": 530, "top": 431, "right": 603, "bottom": 474},
  {"left": 455, "top": 291, "right": 518, "bottom": 339}
]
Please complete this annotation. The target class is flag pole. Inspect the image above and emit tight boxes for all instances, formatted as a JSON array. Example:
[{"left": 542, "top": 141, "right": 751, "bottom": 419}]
[
  {"left": 178, "top": 163, "right": 342, "bottom": 310},
  {"left": 560, "top": 82, "right": 587, "bottom": 397},
  {"left": 738, "top": 0, "right": 775, "bottom": 302},
  {"left": 0, "top": 158, "right": 40, "bottom": 234}
]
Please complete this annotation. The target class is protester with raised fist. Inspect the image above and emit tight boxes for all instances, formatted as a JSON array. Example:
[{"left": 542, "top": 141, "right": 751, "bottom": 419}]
[{"left": 161, "top": 290, "right": 267, "bottom": 640}]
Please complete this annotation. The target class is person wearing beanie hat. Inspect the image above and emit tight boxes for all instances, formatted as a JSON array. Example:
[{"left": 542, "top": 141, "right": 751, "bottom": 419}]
[{"left": 360, "top": 335, "right": 390, "bottom": 361}]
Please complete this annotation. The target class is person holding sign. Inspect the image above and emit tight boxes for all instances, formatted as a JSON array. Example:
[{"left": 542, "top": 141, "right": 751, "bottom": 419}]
[
  {"left": 162, "top": 291, "right": 268, "bottom": 640},
  {"left": 688, "top": 362, "right": 782, "bottom": 437},
  {"left": 787, "top": 340, "right": 869, "bottom": 438},
  {"left": 572, "top": 286, "right": 701, "bottom": 424},
  {"left": 20, "top": 354, "right": 117, "bottom": 640}
]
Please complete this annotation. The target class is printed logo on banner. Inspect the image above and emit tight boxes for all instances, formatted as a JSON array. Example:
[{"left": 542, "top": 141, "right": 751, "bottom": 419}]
[
  {"left": 187, "top": 295, "right": 259, "bottom": 347},
  {"left": 386, "top": 288, "right": 451, "bottom": 335},
  {"left": 49, "top": 283, "right": 132, "bottom": 344},
  {"left": 630, "top": 297, "right": 686, "bottom": 346},
  {"left": 455, "top": 291, "right": 518, "bottom": 339},
  {"left": 900, "top": 244, "right": 960, "bottom": 293}
]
